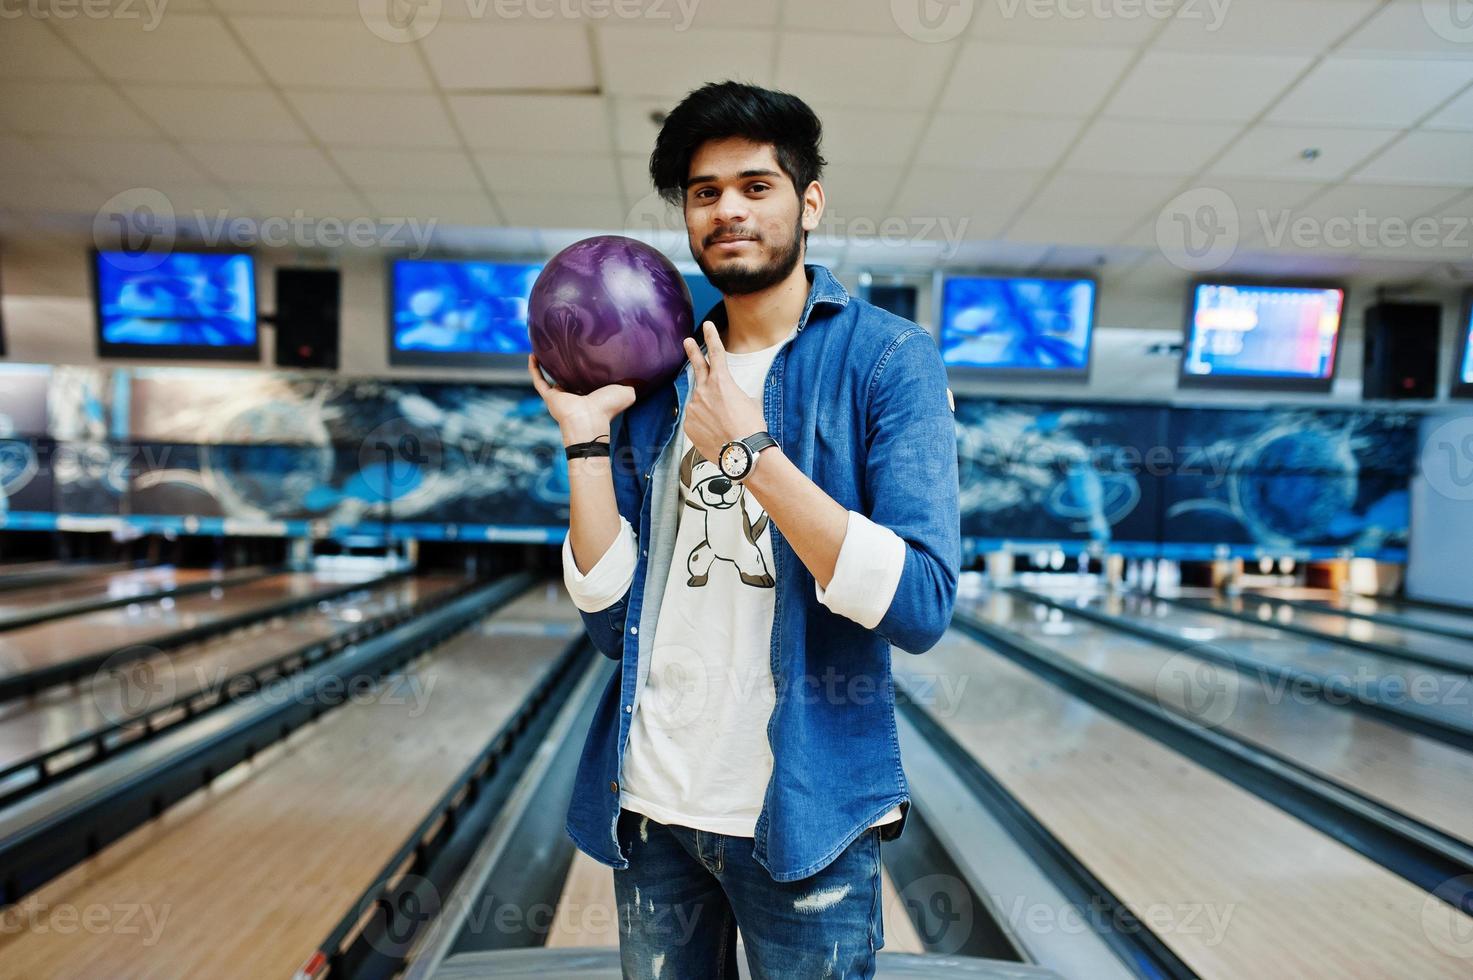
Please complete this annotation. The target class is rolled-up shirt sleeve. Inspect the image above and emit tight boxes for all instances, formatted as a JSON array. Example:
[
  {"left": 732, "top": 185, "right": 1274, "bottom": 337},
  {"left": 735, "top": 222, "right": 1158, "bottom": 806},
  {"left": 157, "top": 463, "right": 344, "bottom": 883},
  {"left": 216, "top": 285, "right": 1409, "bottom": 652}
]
[
  {"left": 814, "top": 510, "right": 907, "bottom": 630},
  {"left": 562, "top": 516, "right": 638, "bottom": 614}
]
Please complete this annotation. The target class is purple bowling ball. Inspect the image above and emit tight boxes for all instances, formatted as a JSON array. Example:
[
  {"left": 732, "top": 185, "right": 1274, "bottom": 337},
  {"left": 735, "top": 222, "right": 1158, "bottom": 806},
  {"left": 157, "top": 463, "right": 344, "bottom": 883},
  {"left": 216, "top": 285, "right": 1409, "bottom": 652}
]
[{"left": 529, "top": 235, "right": 695, "bottom": 398}]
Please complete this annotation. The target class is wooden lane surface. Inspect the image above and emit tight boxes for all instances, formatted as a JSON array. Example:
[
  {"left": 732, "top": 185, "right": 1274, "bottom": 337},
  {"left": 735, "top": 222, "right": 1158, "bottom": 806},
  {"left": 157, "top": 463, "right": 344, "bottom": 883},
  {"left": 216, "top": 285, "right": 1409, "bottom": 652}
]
[
  {"left": 973, "top": 592, "right": 1473, "bottom": 848},
  {"left": 0, "top": 580, "right": 582, "bottom": 979},
  {"left": 1206, "top": 595, "right": 1473, "bottom": 672},
  {"left": 0, "top": 570, "right": 382, "bottom": 680},
  {"left": 1085, "top": 592, "right": 1471, "bottom": 708},
  {"left": 0, "top": 567, "right": 226, "bottom": 623},
  {"left": 894, "top": 627, "right": 1473, "bottom": 979},
  {"left": 0, "top": 575, "right": 469, "bottom": 774},
  {"left": 548, "top": 849, "right": 925, "bottom": 954}
]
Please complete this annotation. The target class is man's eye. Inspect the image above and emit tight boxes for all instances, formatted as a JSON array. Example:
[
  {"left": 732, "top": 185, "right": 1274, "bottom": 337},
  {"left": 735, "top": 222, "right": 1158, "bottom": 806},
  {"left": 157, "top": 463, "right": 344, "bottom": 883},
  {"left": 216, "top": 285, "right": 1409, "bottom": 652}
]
[{"left": 748, "top": 183, "right": 769, "bottom": 193}]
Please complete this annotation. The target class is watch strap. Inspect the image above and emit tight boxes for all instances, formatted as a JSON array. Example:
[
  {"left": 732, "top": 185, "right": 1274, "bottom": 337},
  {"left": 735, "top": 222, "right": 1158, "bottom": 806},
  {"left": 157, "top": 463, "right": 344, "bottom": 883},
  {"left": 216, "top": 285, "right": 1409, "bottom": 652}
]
[{"left": 742, "top": 431, "right": 777, "bottom": 454}]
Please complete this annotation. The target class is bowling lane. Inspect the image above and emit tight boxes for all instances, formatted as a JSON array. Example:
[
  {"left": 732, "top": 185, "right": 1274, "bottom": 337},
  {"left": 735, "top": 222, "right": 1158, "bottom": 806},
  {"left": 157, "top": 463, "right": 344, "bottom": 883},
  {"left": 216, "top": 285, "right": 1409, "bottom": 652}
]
[
  {"left": 0, "top": 574, "right": 468, "bottom": 782},
  {"left": 1248, "top": 591, "right": 1473, "bottom": 645},
  {"left": 0, "top": 561, "right": 131, "bottom": 591},
  {"left": 1032, "top": 590, "right": 1473, "bottom": 736},
  {"left": 963, "top": 591, "right": 1473, "bottom": 847},
  {"left": 894, "top": 628, "right": 1473, "bottom": 979},
  {"left": 0, "top": 565, "right": 250, "bottom": 629},
  {"left": 0, "top": 581, "right": 581, "bottom": 978},
  {"left": 1201, "top": 593, "right": 1473, "bottom": 673},
  {"left": 0, "top": 569, "right": 383, "bottom": 682}
]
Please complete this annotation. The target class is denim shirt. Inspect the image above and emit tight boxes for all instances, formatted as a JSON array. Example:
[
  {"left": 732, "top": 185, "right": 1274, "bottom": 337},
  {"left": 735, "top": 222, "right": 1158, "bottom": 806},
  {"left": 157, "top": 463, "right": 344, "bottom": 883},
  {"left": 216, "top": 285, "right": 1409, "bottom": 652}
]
[{"left": 564, "top": 263, "right": 961, "bottom": 882}]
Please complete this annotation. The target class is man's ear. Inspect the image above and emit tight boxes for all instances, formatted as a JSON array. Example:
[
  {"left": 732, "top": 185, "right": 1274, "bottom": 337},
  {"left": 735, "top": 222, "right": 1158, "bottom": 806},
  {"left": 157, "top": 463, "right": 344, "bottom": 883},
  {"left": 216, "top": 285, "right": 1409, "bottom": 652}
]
[{"left": 801, "top": 180, "right": 824, "bottom": 233}]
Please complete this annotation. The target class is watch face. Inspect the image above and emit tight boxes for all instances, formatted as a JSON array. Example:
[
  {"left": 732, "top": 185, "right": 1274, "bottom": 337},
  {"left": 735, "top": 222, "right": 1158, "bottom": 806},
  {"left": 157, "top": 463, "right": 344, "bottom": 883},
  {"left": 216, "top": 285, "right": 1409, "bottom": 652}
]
[{"left": 720, "top": 441, "right": 751, "bottom": 479}]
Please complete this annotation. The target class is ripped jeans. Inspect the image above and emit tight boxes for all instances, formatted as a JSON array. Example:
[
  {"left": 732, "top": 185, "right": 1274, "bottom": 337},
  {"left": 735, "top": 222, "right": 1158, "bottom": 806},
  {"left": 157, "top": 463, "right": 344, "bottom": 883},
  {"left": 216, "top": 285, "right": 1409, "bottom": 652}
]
[{"left": 612, "top": 808, "right": 884, "bottom": 980}]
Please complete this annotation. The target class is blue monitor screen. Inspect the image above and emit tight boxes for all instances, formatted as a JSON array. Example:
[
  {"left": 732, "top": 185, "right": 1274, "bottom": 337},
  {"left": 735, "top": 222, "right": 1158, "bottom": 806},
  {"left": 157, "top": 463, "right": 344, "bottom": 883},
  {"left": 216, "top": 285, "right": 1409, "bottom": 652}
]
[
  {"left": 391, "top": 259, "right": 541, "bottom": 358},
  {"left": 1461, "top": 305, "right": 1473, "bottom": 386},
  {"left": 939, "top": 276, "right": 1095, "bottom": 373},
  {"left": 95, "top": 252, "right": 256, "bottom": 350},
  {"left": 1185, "top": 283, "right": 1344, "bottom": 381}
]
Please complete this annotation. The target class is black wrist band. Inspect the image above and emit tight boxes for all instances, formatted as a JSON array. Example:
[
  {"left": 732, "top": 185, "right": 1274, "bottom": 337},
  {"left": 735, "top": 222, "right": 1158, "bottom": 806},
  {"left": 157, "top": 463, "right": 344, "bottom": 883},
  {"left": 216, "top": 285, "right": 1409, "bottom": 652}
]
[{"left": 565, "top": 440, "right": 611, "bottom": 460}]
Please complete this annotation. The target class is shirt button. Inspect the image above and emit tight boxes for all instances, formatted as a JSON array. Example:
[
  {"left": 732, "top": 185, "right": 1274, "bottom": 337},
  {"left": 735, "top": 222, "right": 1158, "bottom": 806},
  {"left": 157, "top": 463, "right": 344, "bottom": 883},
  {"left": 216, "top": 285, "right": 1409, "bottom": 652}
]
[
  {"left": 630, "top": 626, "right": 638, "bottom": 635},
  {"left": 641, "top": 549, "right": 648, "bottom": 557},
  {"left": 624, "top": 704, "right": 632, "bottom": 713},
  {"left": 610, "top": 781, "right": 619, "bottom": 793}
]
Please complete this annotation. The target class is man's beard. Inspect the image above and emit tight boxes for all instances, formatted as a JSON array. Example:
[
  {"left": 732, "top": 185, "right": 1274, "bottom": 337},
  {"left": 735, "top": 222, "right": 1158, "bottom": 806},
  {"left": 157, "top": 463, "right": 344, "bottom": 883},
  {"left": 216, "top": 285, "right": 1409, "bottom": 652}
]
[{"left": 694, "top": 213, "right": 804, "bottom": 297}]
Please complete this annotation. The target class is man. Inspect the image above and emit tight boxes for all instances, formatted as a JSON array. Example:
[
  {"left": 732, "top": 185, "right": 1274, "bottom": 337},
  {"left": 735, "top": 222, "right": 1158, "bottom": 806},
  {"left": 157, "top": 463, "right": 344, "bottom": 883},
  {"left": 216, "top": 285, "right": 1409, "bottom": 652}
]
[{"left": 528, "top": 80, "right": 960, "bottom": 979}]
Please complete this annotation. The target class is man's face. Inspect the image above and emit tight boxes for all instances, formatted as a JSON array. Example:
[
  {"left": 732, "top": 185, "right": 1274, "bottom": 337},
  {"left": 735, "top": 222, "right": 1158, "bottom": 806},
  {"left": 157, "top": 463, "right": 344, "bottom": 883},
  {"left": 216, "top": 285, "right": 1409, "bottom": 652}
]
[{"left": 683, "top": 137, "right": 821, "bottom": 296}]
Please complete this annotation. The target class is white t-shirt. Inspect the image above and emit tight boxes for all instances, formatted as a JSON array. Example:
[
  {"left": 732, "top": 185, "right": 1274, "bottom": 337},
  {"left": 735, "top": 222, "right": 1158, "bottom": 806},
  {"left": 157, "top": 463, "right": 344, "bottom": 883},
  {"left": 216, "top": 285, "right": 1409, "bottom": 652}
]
[{"left": 617, "top": 329, "right": 902, "bottom": 836}]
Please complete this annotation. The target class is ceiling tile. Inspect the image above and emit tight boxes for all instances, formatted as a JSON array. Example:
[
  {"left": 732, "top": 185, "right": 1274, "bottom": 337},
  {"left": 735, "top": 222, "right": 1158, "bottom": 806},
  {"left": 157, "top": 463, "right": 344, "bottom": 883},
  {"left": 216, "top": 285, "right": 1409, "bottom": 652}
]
[
  {"left": 1341, "top": 1, "right": 1473, "bottom": 58},
  {"left": 598, "top": 26, "right": 775, "bottom": 98},
  {"left": 450, "top": 94, "right": 611, "bottom": 152},
  {"left": 781, "top": 0, "right": 911, "bottom": 34},
  {"left": 420, "top": 21, "right": 594, "bottom": 91},
  {"left": 287, "top": 91, "right": 460, "bottom": 148},
  {"left": 39, "top": 140, "right": 214, "bottom": 188},
  {"left": 0, "top": 81, "right": 158, "bottom": 138},
  {"left": 818, "top": 164, "right": 905, "bottom": 218},
  {"left": 0, "top": 17, "right": 96, "bottom": 80},
  {"left": 943, "top": 42, "right": 1135, "bottom": 116},
  {"left": 810, "top": 104, "right": 928, "bottom": 166},
  {"left": 0, "top": 137, "right": 76, "bottom": 182},
  {"left": 892, "top": 167, "right": 1043, "bottom": 234},
  {"left": 498, "top": 193, "right": 626, "bottom": 229},
  {"left": 592, "top": 0, "right": 779, "bottom": 29},
  {"left": 1209, "top": 124, "right": 1400, "bottom": 181},
  {"left": 917, "top": 114, "right": 1082, "bottom": 171},
  {"left": 332, "top": 147, "right": 484, "bottom": 191},
  {"left": 1295, "top": 182, "right": 1466, "bottom": 222},
  {"left": 617, "top": 154, "right": 656, "bottom": 203},
  {"left": 63, "top": 14, "right": 262, "bottom": 85},
  {"left": 1106, "top": 51, "right": 1313, "bottom": 122},
  {"left": 186, "top": 143, "right": 346, "bottom": 187},
  {"left": 1269, "top": 57, "right": 1473, "bottom": 127},
  {"left": 1007, "top": 211, "right": 1141, "bottom": 247},
  {"left": 230, "top": 16, "right": 435, "bottom": 90},
  {"left": 0, "top": 177, "right": 105, "bottom": 213},
  {"left": 232, "top": 186, "right": 371, "bottom": 220},
  {"left": 365, "top": 190, "right": 499, "bottom": 227},
  {"left": 1426, "top": 87, "right": 1473, "bottom": 130},
  {"left": 1064, "top": 120, "right": 1239, "bottom": 176},
  {"left": 1353, "top": 130, "right": 1473, "bottom": 184},
  {"left": 610, "top": 97, "right": 671, "bottom": 156},
  {"left": 1026, "top": 172, "right": 1181, "bottom": 217},
  {"left": 1154, "top": 0, "right": 1380, "bottom": 53},
  {"left": 968, "top": 2, "right": 1162, "bottom": 46},
  {"left": 776, "top": 32, "right": 952, "bottom": 109},
  {"left": 127, "top": 85, "right": 309, "bottom": 143},
  {"left": 476, "top": 152, "right": 621, "bottom": 197}
]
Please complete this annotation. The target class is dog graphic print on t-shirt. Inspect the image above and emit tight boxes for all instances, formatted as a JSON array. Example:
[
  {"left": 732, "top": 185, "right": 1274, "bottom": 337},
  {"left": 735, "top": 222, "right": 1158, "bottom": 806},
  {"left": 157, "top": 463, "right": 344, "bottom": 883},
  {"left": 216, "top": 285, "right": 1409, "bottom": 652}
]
[{"left": 677, "top": 444, "right": 775, "bottom": 589}]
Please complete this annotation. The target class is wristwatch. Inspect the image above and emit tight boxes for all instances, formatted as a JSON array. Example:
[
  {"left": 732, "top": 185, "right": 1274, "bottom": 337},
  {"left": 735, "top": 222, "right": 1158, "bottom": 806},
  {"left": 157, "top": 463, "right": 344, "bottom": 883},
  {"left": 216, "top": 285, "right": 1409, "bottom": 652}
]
[{"left": 718, "top": 431, "right": 777, "bottom": 483}]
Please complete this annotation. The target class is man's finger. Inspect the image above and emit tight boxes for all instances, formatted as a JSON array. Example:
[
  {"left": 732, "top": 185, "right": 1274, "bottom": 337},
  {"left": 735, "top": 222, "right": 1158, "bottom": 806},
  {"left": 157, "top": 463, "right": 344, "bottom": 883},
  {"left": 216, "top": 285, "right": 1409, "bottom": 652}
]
[
  {"left": 527, "top": 355, "right": 550, "bottom": 395},
  {"left": 702, "top": 321, "right": 727, "bottom": 374},
  {"left": 684, "top": 336, "right": 708, "bottom": 385}
]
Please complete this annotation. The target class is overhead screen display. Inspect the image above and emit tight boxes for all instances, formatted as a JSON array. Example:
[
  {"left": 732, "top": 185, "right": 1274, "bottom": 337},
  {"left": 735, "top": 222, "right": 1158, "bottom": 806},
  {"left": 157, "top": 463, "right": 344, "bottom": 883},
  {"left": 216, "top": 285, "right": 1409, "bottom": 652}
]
[
  {"left": 390, "top": 258, "right": 542, "bottom": 365},
  {"left": 939, "top": 276, "right": 1095, "bottom": 376},
  {"left": 1457, "top": 300, "right": 1473, "bottom": 396},
  {"left": 93, "top": 251, "right": 257, "bottom": 358},
  {"left": 1182, "top": 283, "right": 1345, "bottom": 389}
]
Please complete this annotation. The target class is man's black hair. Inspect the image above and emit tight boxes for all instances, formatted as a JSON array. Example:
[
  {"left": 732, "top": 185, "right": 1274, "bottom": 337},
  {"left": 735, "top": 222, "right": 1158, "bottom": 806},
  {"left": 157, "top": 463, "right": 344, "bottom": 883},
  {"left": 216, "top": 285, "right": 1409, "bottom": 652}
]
[{"left": 649, "top": 80, "right": 827, "bottom": 207}]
